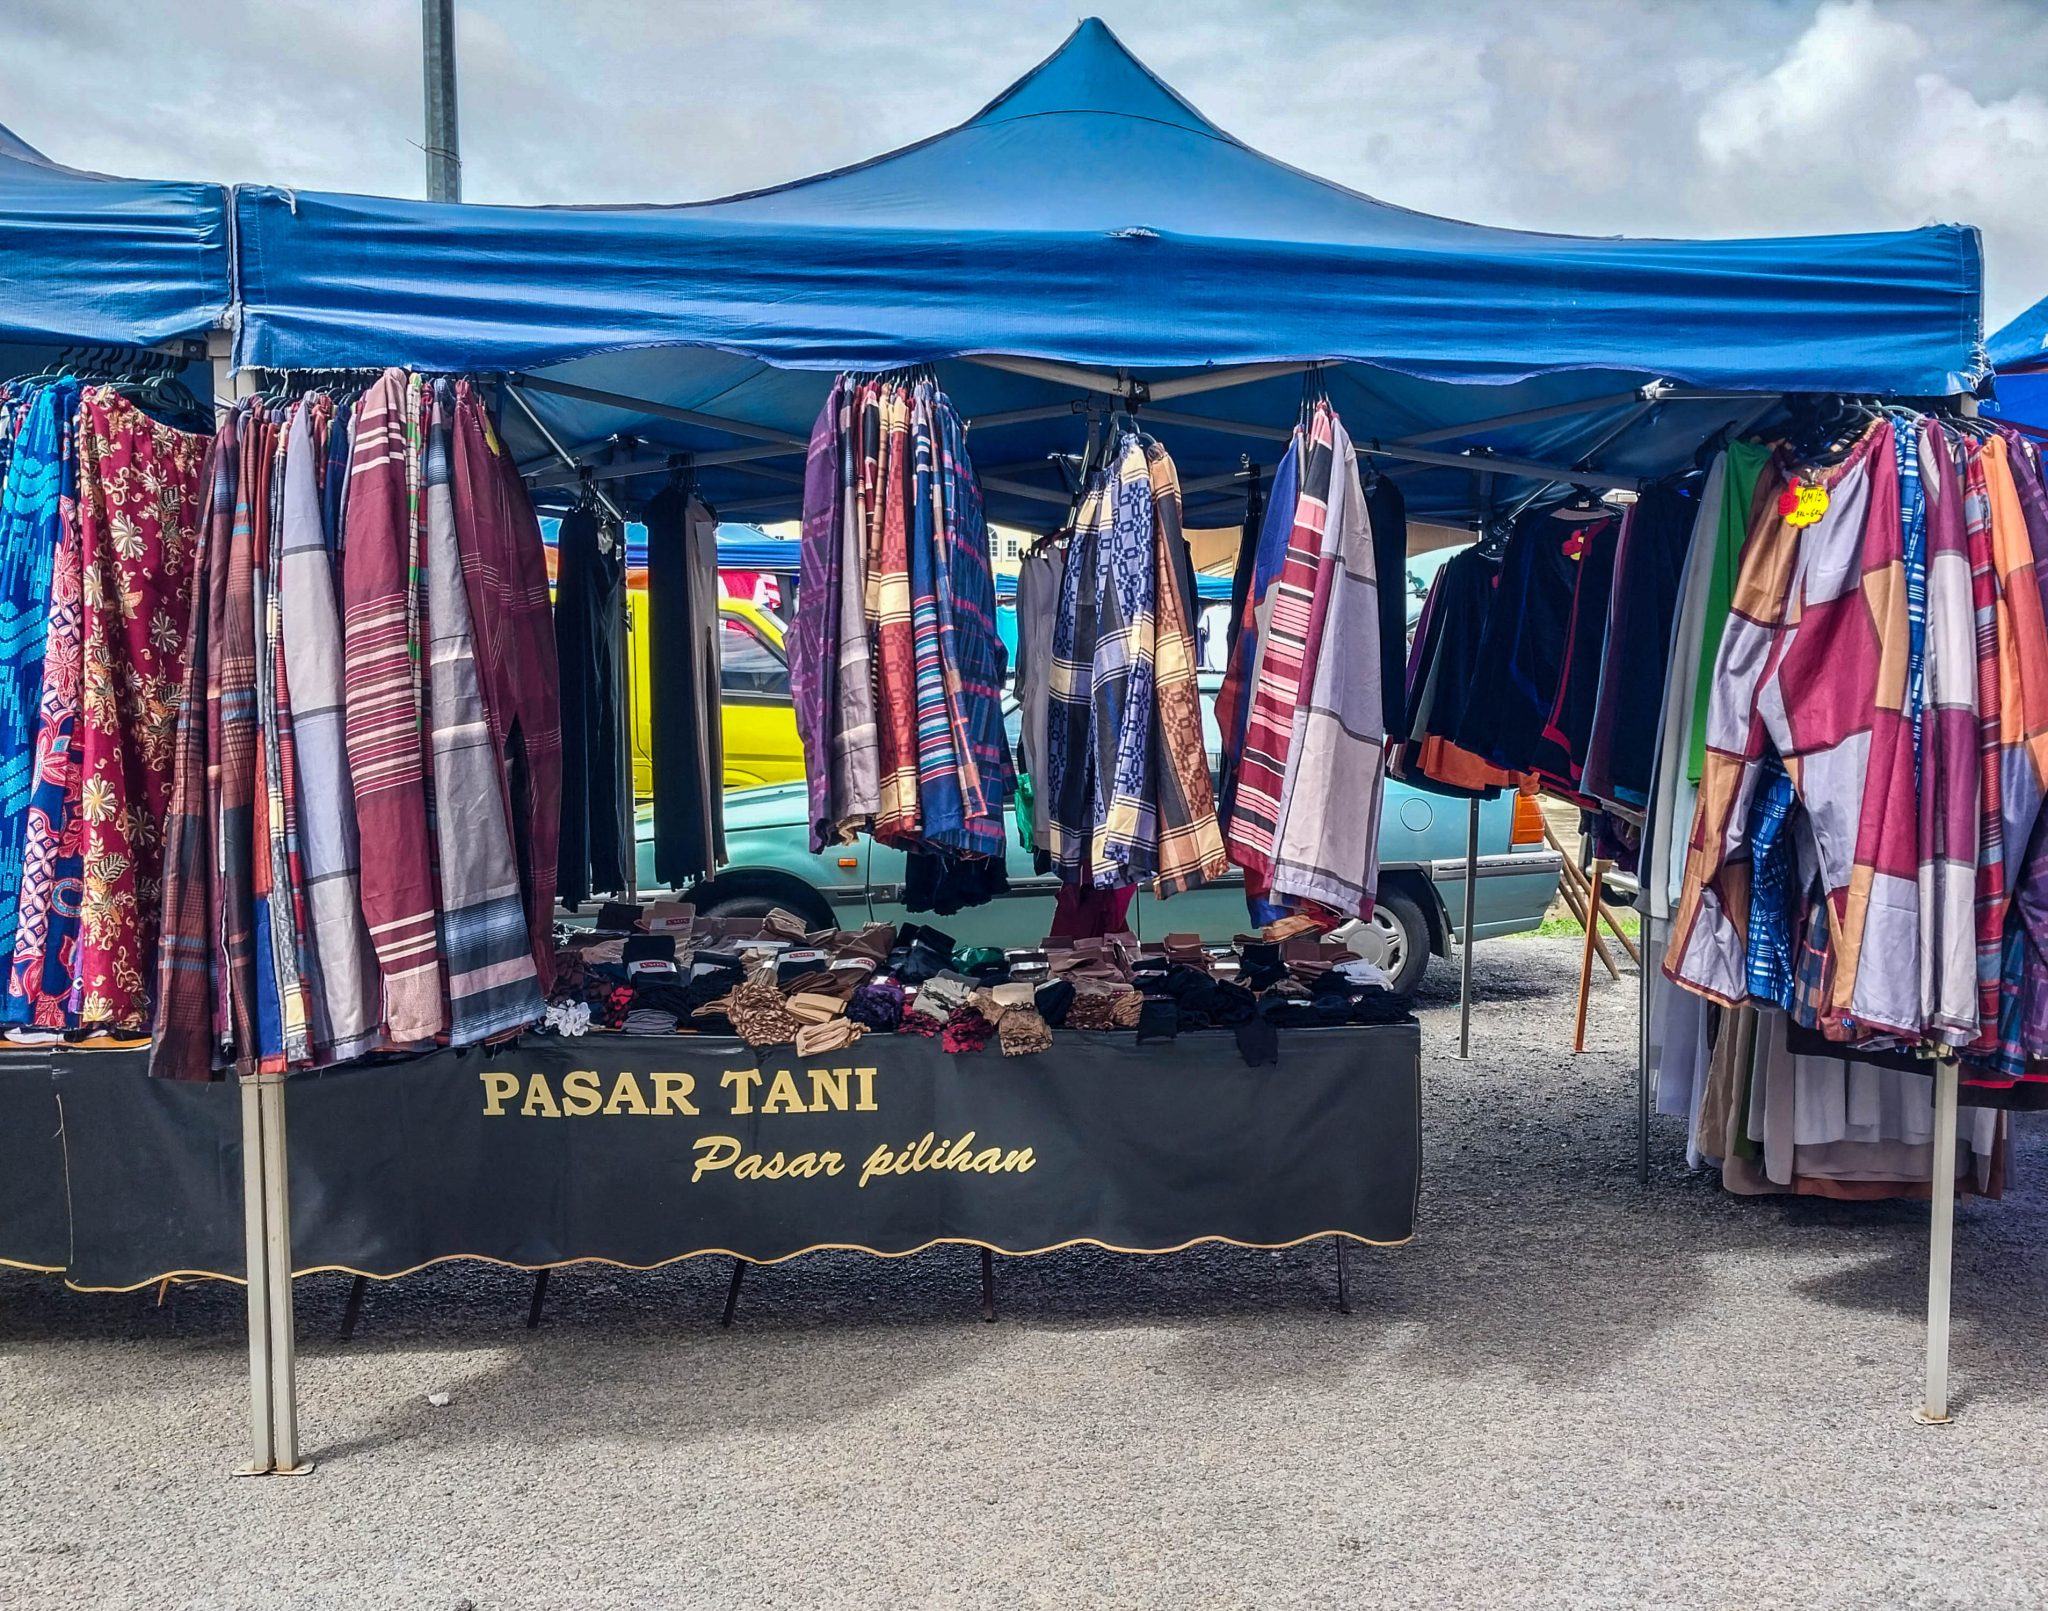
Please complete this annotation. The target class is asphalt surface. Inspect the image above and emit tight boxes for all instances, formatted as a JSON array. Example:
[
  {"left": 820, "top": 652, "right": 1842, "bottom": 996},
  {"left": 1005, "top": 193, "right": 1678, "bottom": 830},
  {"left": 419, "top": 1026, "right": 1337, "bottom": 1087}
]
[{"left": 4, "top": 937, "right": 2045, "bottom": 1610}]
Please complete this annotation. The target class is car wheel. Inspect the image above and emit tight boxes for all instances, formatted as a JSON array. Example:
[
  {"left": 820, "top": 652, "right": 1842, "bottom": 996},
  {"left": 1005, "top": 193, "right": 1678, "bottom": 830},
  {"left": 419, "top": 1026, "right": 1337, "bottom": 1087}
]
[
  {"left": 697, "top": 887, "right": 834, "bottom": 934},
  {"left": 1346, "top": 889, "right": 1431, "bottom": 1001}
]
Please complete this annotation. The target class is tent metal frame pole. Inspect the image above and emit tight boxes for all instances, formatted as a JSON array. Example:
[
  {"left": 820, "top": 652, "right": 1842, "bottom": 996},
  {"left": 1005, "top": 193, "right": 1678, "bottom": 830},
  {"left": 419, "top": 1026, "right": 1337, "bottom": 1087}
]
[
  {"left": 1457, "top": 798, "right": 1479, "bottom": 1059},
  {"left": 1918, "top": 1058, "right": 1960, "bottom": 1425},
  {"left": 1637, "top": 924, "right": 1652, "bottom": 1184},
  {"left": 1145, "top": 361, "right": 1316, "bottom": 401},
  {"left": 967, "top": 355, "right": 1132, "bottom": 394},
  {"left": 235, "top": 1077, "right": 311, "bottom": 1476},
  {"left": 507, "top": 372, "right": 806, "bottom": 448},
  {"left": 525, "top": 438, "right": 803, "bottom": 489},
  {"left": 965, "top": 355, "right": 1315, "bottom": 402}
]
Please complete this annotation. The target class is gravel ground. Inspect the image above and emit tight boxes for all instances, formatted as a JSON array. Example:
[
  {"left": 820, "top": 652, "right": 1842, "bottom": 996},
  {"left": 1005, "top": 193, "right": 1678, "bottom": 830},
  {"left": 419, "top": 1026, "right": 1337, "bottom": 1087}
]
[{"left": 3, "top": 938, "right": 2045, "bottom": 1610}]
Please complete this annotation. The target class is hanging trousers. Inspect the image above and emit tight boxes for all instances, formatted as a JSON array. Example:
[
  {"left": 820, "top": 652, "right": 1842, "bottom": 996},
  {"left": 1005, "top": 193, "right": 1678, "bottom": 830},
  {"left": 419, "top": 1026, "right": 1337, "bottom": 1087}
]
[{"left": 552, "top": 500, "right": 629, "bottom": 909}]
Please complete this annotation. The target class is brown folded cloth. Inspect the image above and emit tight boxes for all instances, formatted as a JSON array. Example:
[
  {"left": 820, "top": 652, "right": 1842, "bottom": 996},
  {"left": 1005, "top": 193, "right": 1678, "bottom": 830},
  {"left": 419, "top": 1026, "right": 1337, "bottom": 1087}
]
[
  {"left": 1065, "top": 983, "right": 1133, "bottom": 1031},
  {"left": 785, "top": 991, "right": 847, "bottom": 1026},
  {"left": 795, "top": 1018, "right": 864, "bottom": 1058},
  {"left": 997, "top": 1004, "right": 1053, "bottom": 1056},
  {"left": 833, "top": 923, "right": 897, "bottom": 963},
  {"left": 1265, "top": 912, "right": 1329, "bottom": 942},
  {"left": 1110, "top": 991, "right": 1144, "bottom": 1029},
  {"left": 763, "top": 907, "right": 813, "bottom": 941},
  {"left": 728, "top": 979, "right": 804, "bottom": 1048}
]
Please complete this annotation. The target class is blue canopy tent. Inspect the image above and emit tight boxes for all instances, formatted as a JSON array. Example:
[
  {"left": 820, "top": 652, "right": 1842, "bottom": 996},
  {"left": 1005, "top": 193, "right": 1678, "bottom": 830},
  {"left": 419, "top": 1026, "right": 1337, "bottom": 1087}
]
[
  {"left": 1988, "top": 293, "right": 2048, "bottom": 437},
  {"left": 0, "top": 121, "right": 230, "bottom": 354},
  {"left": 230, "top": 18, "right": 1985, "bottom": 533}
]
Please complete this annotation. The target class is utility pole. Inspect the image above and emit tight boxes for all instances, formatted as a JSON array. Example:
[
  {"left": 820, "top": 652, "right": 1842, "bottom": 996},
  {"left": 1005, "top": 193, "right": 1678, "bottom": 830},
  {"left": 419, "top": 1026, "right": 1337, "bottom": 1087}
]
[{"left": 423, "top": 0, "right": 461, "bottom": 201}]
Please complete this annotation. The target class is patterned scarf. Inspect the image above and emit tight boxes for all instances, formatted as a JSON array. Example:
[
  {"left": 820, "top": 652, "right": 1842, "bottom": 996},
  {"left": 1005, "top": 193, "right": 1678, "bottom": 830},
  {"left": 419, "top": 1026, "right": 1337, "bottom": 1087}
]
[
  {"left": 342, "top": 369, "right": 445, "bottom": 1044},
  {"left": 933, "top": 393, "right": 1009, "bottom": 859},
  {"left": 1143, "top": 440, "right": 1226, "bottom": 896},
  {"left": 868, "top": 384, "right": 920, "bottom": 844},
  {"left": 792, "top": 381, "right": 843, "bottom": 851}
]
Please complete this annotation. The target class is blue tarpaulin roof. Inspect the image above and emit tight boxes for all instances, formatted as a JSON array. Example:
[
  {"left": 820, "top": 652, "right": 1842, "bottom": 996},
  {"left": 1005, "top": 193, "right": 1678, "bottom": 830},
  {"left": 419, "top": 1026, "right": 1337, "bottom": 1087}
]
[
  {"left": 0, "top": 121, "right": 229, "bottom": 347},
  {"left": 229, "top": 19, "right": 1983, "bottom": 529},
  {"left": 1989, "top": 294, "right": 2048, "bottom": 434}
]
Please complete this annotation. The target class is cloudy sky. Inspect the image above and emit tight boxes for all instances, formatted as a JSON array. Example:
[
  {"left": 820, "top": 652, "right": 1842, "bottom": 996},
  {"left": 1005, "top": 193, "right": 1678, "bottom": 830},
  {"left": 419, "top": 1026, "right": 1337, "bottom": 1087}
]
[{"left": 5, "top": 0, "right": 2044, "bottom": 329}]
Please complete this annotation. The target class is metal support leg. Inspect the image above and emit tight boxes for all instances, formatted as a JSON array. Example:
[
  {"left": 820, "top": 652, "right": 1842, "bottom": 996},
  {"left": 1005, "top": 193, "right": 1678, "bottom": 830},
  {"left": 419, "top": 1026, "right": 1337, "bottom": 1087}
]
[
  {"left": 1637, "top": 956, "right": 1652, "bottom": 1185},
  {"left": 1457, "top": 798, "right": 1479, "bottom": 1059},
  {"left": 720, "top": 1259, "right": 748, "bottom": 1328},
  {"left": 238, "top": 1075, "right": 311, "bottom": 1476},
  {"left": 338, "top": 1276, "right": 368, "bottom": 1342},
  {"left": 1335, "top": 1238, "right": 1352, "bottom": 1315},
  {"left": 1918, "top": 1059, "right": 1961, "bottom": 1425},
  {"left": 980, "top": 1247, "right": 996, "bottom": 1323},
  {"left": 525, "top": 1269, "right": 550, "bottom": 1330}
]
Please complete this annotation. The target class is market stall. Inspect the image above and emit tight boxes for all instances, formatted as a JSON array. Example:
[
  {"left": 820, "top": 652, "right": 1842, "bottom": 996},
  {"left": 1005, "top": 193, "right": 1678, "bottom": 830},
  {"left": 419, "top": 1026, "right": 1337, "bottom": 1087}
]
[{"left": 0, "top": 19, "right": 1999, "bottom": 1476}]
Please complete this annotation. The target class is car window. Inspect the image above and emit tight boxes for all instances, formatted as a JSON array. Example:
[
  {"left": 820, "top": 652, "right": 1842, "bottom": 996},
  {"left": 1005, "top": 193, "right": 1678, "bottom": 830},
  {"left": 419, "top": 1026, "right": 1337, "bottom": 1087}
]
[{"left": 720, "top": 616, "right": 791, "bottom": 698}]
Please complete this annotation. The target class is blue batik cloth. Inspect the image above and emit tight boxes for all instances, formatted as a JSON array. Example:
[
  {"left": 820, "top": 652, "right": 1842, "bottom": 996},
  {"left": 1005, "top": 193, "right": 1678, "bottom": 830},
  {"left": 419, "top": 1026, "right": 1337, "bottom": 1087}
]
[{"left": 0, "top": 380, "right": 78, "bottom": 960}]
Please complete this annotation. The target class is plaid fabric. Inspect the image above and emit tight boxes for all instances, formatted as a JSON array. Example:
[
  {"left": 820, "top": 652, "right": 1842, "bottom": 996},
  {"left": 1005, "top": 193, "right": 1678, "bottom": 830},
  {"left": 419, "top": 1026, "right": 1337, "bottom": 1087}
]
[
  {"left": 449, "top": 381, "right": 562, "bottom": 987},
  {"left": 149, "top": 413, "right": 231, "bottom": 1079},
  {"left": 1088, "top": 437, "right": 1161, "bottom": 886},
  {"left": 932, "top": 390, "right": 1009, "bottom": 859},
  {"left": 1143, "top": 439, "right": 1227, "bottom": 895},
  {"left": 1214, "top": 437, "right": 1299, "bottom": 833},
  {"left": 72, "top": 389, "right": 205, "bottom": 1029},
  {"left": 1917, "top": 419, "right": 1986, "bottom": 1045},
  {"left": 1983, "top": 433, "right": 2048, "bottom": 874},
  {"left": 831, "top": 380, "right": 880, "bottom": 836},
  {"left": 278, "top": 398, "right": 381, "bottom": 1064},
  {"left": 342, "top": 369, "right": 445, "bottom": 1044},
  {"left": 1959, "top": 437, "right": 2007, "bottom": 1046},
  {"left": 0, "top": 381, "right": 78, "bottom": 965},
  {"left": 254, "top": 413, "right": 312, "bottom": 1069},
  {"left": 1743, "top": 752, "right": 1800, "bottom": 1010},
  {"left": 792, "top": 381, "right": 842, "bottom": 851},
  {"left": 1270, "top": 420, "right": 1389, "bottom": 918},
  {"left": 867, "top": 384, "right": 920, "bottom": 844},
  {"left": 1899, "top": 424, "right": 1929, "bottom": 766},
  {"left": 1046, "top": 451, "right": 1108, "bottom": 879},
  {"left": 423, "top": 380, "right": 543, "bottom": 1046},
  {"left": 1223, "top": 406, "right": 1334, "bottom": 898},
  {"left": 906, "top": 388, "right": 967, "bottom": 849}
]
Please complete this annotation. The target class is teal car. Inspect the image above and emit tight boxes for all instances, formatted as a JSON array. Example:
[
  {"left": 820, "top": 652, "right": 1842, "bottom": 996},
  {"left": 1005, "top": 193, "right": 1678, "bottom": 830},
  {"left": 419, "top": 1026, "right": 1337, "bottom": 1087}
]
[{"left": 635, "top": 676, "right": 1560, "bottom": 1000}]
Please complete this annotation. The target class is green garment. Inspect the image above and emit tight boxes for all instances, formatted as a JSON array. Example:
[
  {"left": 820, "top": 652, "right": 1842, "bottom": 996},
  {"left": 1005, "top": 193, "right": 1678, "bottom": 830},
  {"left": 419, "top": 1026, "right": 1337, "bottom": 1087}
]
[{"left": 1686, "top": 439, "right": 1774, "bottom": 783}]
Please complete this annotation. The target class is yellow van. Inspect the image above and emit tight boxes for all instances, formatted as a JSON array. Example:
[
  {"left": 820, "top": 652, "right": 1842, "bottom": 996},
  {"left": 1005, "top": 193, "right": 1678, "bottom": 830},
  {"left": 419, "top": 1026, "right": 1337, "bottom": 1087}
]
[{"left": 627, "top": 589, "right": 803, "bottom": 794}]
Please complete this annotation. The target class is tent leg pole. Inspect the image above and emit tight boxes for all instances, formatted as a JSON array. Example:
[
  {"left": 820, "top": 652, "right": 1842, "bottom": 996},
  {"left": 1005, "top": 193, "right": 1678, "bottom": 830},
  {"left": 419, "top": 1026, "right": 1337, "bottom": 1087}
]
[
  {"left": 1334, "top": 1238, "right": 1352, "bottom": 1316},
  {"left": 1637, "top": 946, "right": 1652, "bottom": 1185},
  {"left": 720, "top": 1259, "right": 747, "bottom": 1329},
  {"left": 1917, "top": 1059, "right": 1961, "bottom": 1426},
  {"left": 980, "top": 1247, "right": 996, "bottom": 1324},
  {"left": 1457, "top": 798, "right": 1479, "bottom": 1059},
  {"left": 259, "top": 1077, "right": 311, "bottom": 1474},
  {"left": 526, "top": 1269, "right": 551, "bottom": 1330},
  {"left": 236, "top": 1078, "right": 276, "bottom": 1475},
  {"left": 338, "top": 1275, "right": 368, "bottom": 1342}
]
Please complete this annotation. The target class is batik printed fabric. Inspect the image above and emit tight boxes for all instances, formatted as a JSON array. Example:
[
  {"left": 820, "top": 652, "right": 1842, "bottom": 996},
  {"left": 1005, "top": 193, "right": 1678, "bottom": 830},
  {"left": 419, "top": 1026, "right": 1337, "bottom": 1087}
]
[
  {"left": 1269, "top": 419, "right": 1387, "bottom": 917},
  {"left": 906, "top": 388, "right": 969, "bottom": 850},
  {"left": 70, "top": 388, "right": 205, "bottom": 1029},
  {"left": 342, "top": 370, "right": 445, "bottom": 1044},
  {"left": 1046, "top": 449, "right": 1108, "bottom": 881},
  {"left": 0, "top": 381, "right": 79, "bottom": 968},
  {"left": 279, "top": 399, "right": 381, "bottom": 1064},
  {"left": 1223, "top": 407, "right": 1335, "bottom": 896},
  {"left": 8, "top": 494, "right": 87, "bottom": 1029},
  {"left": 424, "top": 380, "right": 544, "bottom": 1045},
  {"left": 1143, "top": 440, "right": 1227, "bottom": 895},
  {"left": 449, "top": 382, "right": 562, "bottom": 986},
  {"left": 931, "top": 392, "right": 1009, "bottom": 860}
]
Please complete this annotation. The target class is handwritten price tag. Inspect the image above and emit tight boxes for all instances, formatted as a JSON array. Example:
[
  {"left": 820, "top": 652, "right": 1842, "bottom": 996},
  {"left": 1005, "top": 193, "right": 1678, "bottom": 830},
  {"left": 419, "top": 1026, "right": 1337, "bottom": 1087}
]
[{"left": 1779, "top": 482, "right": 1829, "bottom": 527}]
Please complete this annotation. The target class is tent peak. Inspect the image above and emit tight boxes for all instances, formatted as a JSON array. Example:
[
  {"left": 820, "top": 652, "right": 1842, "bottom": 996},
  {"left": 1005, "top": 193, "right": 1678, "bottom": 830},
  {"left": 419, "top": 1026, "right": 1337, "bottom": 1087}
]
[{"left": 963, "top": 17, "right": 1233, "bottom": 143}]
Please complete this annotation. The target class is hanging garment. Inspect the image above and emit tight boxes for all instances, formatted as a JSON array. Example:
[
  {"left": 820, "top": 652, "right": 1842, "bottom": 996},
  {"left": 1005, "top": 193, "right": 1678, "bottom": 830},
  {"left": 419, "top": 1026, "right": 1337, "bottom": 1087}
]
[
  {"left": 278, "top": 398, "right": 380, "bottom": 1064},
  {"left": 831, "top": 381, "right": 881, "bottom": 836},
  {"left": 449, "top": 382, "right": 562, "bottom": 985},
  {"left": 1668, "top": 426, "right": 1886, "bottom": 1022},
  {"left": 868, "top": 384, "right": 921, "bottom": 844},
  {"left": 932, "top": 391, "right": 1009, "bottom": 860},
  {"left": 645, "top": 481, "right": 725, "bottom": 886},
  {"left": 1012, "top": 542, "right": 1062, "bottom": 854},
  {"left": 1144, "top": 440, "right": 1227, "bottom": 894},
  {"left": 1367, "top": 473, "right": 1409, "bottom": 738},
  {"left": 0, "top": 381, "right": 78, "bottom": 968},
  {"left": 1269, "top": 419, "right": 1386, "bottom": 917},
  {"left": 792, "top": 382, "right": 843, "bottom": 852},
  {"left": 906, "top": 390, "right": 969, "bottom": 850},
  {"left": 421, "top": 381, "right": 544, "bottom": 1046},
  {"left": 1686, "top": 439, "right": 1774, "bottom": 782},
  {"left": 1224, "top": 408, "right": 1335, "bottom": 893},
  {"left": 1214, "top": 436, "right": 1299, "bottom": 830},
  {"left": 1046, "top": 448, "right": 1110, "bottom": 882},
  {"left": 1533, "top": 510, "right": 1622, "bottom": 791},
  {"left": 1583, "top": 480, "right": 1693, "bottom": 809},
  {"left": 552, "top": 498, "right": 630, "bottom": 909},
  {"left": 70, "top": 387, "right": 205, "bottom": 1028},
  {"left": 253, "top": 410, "right": 312, "bottom": 1069},
  {"left": 342, "top": 370, "right": 445, "bottom": 1043},
  {"left": 1397, "top": 545, "right": 1513, "bottom": 799}
]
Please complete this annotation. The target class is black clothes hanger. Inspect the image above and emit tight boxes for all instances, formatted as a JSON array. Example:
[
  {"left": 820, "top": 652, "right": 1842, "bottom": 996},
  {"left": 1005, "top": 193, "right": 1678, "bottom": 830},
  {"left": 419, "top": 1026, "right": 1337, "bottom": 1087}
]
[{"left": 1548, "top": 484, "right": 1613, "bottom": 521}]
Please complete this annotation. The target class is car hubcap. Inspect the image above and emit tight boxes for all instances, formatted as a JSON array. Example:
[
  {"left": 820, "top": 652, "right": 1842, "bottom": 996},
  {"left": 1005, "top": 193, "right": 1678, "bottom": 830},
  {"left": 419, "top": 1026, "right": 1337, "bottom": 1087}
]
[{"left": 1346, "top": 907, "right": 1406, "bottom": 978}]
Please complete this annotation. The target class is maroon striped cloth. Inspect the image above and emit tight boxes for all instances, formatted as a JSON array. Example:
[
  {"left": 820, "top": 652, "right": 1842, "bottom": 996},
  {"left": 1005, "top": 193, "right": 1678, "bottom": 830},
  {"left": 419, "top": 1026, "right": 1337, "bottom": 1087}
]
[
  {"left": 450, "top": 382, "right": 562, "bottom": 986},
  {"left": 342, "top": 370, "right": 445, "bottom": 1044}
]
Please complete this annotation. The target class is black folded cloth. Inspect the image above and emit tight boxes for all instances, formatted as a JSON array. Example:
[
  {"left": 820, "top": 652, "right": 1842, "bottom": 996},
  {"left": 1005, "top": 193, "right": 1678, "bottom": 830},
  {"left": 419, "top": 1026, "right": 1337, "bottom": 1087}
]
[
  {"left": 1238, "top": 940, "right": 1287, "bottom": 990},
  {"left": 623, "top": 933, "right": 677, "bottom": 964},
  {"left": 1134, "top": 997, "right": 1179, "bottom": 1044},
  {"left": 1033, "top": 979, "right": 1076, "bottom": 1028}
]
